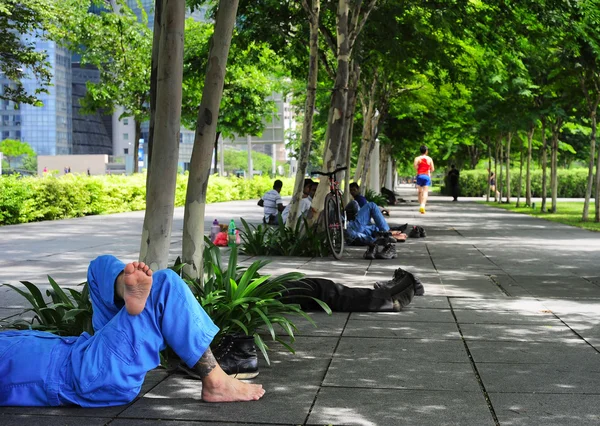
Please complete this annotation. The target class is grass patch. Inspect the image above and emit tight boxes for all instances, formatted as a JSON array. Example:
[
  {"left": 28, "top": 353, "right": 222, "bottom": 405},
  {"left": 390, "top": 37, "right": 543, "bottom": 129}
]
[{"left": 482, "top": 201, "right": 600, "bottom": 232}]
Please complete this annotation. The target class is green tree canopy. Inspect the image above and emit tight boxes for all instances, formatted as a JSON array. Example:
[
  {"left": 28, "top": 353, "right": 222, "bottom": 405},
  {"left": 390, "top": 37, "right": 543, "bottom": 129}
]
[{"left": 0, "top": 138, "right": 35, "bottom": 168}]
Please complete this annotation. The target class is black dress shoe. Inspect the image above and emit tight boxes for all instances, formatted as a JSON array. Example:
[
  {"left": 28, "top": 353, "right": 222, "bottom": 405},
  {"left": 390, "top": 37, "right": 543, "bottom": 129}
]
[
  {"left": 214, "top": 334, "right": 259, "bottom": 379},
  {"left": 179, "top": 334, "right": 259, "bottom": 380}
]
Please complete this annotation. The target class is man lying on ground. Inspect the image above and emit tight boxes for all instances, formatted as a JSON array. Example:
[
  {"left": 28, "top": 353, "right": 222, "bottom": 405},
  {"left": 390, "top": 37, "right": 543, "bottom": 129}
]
[{"left": 0, "top": 255, "right": 264, "bottom": 407}]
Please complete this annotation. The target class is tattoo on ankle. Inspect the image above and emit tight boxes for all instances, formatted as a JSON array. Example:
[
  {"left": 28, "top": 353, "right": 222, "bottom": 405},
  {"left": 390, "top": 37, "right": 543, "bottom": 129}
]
[{"left": 193, "top": 348, "right": 217, "bottom": 378}]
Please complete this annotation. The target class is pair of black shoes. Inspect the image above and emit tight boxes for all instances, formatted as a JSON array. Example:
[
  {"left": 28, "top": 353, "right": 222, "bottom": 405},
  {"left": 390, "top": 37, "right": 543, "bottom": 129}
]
[
  {"left": 179, "top": 334, "right": 259, "bottom": 380},
  {"left": 374, "top": 267, "right": 425, "bottom": 297},
  {"left": 408, "top": 226, "right": 426, "bottom": 238}
]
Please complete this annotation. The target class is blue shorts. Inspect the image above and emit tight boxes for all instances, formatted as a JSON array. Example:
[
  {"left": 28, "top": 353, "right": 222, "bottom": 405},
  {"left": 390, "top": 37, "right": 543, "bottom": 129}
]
[{"left": 416, "top": 174, "right": 431, "bottom": 187}]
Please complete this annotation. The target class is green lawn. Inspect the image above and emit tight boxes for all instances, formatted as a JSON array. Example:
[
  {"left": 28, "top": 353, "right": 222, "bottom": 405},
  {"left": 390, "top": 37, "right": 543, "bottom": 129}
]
[{"left": 482, "top": 201, "right": 600, "bottom": 232}]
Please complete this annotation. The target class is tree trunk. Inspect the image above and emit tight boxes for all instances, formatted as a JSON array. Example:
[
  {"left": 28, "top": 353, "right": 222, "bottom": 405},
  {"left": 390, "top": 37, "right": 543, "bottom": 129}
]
[
  {"left": 133, "top": 119, "right": 142, "bottom": 173},
  {"left": 213, "top": 131, "right": 221, "bottom": 174},
  {"left": 505, "top": 132, "right": 512, "bottom": 203},
  {"left": 286, "top": 0, "right": 320, "bottom": 228},
  {"left": 583, "top": 110, "right": 597, "bottom": 221},
  {"left": 541, "top": 117, "right": 547, "bottom": 212},
  {"left": 550, "top": 119, "right": 562, "bottom": 213},
  {"left": 139, "top": 0, "right": 185, "bottom": 270},
  {"left": 342, "top": 61, "right": 359, "bottom": 206},
  {"left": 486, "top": 138, "right": 491, "bottom": 202},
  {"left": 310, "top": 0, "right": 350, "bottom": 217},
  {"left": 498, "top": 141, "right": 503, "bottom": 203},
  {"left": 146, "top": 0, "right": 162, "bottom": 177},
  {"left": 525, "top": 123, "right": 534, "bottom": 206},
  {"left": 595, "top": 124, "right": 600, "bottom": 222},
  {"left": 182, "top": 0, "right": 238, "bottom": 279},
  {"left": 516, "top": 134, "right": 524, "bottom": 208}
]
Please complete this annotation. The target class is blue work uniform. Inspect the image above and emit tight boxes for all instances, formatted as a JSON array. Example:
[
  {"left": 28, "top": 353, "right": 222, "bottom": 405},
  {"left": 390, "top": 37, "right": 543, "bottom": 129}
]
[
  {"left": 0, "top": 255, "right": 219, "bottom": 407},
  {"left": 345, "top": 201, "right": 390, "bottom": 244}
]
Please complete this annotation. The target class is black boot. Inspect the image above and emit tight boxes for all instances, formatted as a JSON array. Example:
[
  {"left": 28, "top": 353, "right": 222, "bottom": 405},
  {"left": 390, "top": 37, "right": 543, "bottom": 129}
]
[
  {"left": 213, "top": 334, "right": 259, "bottom": 379},
  {"left": 178, "top": 334, "right": 259, "bottom": 380}
]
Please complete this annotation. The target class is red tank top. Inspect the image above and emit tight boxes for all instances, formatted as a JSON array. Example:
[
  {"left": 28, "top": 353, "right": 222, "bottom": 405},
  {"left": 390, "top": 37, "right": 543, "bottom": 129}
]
[{"left": 417, "top": 157, "right": 430, "bottom": 175}]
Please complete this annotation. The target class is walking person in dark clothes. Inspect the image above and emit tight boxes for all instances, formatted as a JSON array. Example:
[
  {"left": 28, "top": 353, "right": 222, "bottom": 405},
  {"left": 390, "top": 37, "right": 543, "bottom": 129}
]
[{"left": 448, "top": 164, "right": 460, "bottom": 201}]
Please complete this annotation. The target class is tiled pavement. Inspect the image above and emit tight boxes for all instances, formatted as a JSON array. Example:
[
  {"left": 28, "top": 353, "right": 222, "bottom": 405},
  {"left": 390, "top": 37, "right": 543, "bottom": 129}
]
[{"left": 1, "top": 187, "right": 599, "bottom": 425}]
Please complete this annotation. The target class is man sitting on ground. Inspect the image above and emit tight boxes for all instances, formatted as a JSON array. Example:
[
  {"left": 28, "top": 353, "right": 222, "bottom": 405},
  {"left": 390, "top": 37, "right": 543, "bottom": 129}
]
[
  {"left": 281, "top": 178, "right": 316, "bottom": 224},
  {"left": 0, "top": 256, "right": 265, "bottom": 407},
  {"left": 345, "top": 200, "right": 406, "bottom": 260},
  {"left": 258, "top": 179, "right": 285, "bottom": 224},
  {"left": 350, "top": 182, "right": 390, "bottom": 216}
]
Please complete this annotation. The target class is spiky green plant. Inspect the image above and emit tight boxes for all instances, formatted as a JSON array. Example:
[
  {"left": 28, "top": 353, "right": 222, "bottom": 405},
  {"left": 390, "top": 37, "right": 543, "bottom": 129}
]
[{"left": 0, "top": 278, "right": 93, "bottom": 336}]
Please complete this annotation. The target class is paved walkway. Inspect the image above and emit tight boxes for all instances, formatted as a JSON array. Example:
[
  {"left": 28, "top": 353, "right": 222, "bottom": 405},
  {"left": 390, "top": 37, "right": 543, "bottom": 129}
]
[{"left": 1, "top": 187, "right": 600, "bottom": 425}]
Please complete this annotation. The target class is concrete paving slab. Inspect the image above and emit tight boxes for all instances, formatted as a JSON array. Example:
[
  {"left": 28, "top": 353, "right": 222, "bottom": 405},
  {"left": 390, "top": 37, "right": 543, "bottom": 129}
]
[
  {"left": 454, "top": 309, "right": 562, "bottom": 325},
  {"left": 122, "top": 357, "right": 328, "bottom": 424},
  {"left": 324, "top": 358, "right": 480, "bottom": 391},
  {"left": 409, "top": 296, "right": 451, "bottom": 309},
  {"left": 288, "top": 312, "right": 348, "bottom": 337},
  {"left": 342, "top": 319, "right": 460, "bottom": 340},
  {"left": 334, "top": 337, "right": 469, "bottom": 363},
  {"left": 351, "top": 307, "right": 455, "bottom": 323},
  {"left": 467, "top": 340, "right": 600, "bottom": 364},
  {"left": 478, "top": 363, "right": 600, "bottom": 393},
  {"left": 308, "top": 388, "right": 494, "bottom": 426},
  {"left": 450, "top": 298, "right": 548, "bottom": 312},
  {"left": 489, "top": 392, "right": 600, "bottom": 426},
  {"left": 0, "top": 416, "right": 109, "bottom": 426},
  {"left": 460, "top": 323, "right": 581, "bottom": 343}
]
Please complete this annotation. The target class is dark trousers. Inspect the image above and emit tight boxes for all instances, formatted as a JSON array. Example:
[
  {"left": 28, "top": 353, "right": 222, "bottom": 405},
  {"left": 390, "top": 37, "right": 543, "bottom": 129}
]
[
  {"left": 280, "top": 278, "right": 397, "bottom": 312},
  {"left": 451, "top": 184, "right": 459, "bottom": 200}
]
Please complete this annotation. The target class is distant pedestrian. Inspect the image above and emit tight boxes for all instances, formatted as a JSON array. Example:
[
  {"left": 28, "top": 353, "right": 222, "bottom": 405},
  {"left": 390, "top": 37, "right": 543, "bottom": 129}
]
[
  {"left": 67, "top": 166, "right": 71, "bottom": 173},
  {"left": 488, "top": 171, "right": 499, "bottom": 199},
  {"left": 43, "top": 166, "right": 47, "bottom": 174},
  {"left": 413, "top": 145, "right": 434, "bottom": 214},
  {"left": 64, "top": 166, "right": 68, "bottom": 174},
  {"left": 87, "top": 167, "right": 91, "bottom": 176},
  {"left": 448, "top": 164, "right": 459, "bottom": 201}
]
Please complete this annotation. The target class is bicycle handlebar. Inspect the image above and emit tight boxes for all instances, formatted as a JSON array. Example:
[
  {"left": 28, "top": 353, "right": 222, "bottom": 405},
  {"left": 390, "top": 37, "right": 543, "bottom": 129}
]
[{"left": 312, "top": 166, "right": 347, "bottom": 177}]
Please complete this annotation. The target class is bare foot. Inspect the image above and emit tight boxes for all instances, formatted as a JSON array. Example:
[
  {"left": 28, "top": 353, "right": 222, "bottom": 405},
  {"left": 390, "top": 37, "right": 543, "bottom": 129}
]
[
  {"left": 201, "top": 366, "right": 265, "bottom": 402},
  {"left": 118, "top": 261, "right": 153, "bottom": 315}
]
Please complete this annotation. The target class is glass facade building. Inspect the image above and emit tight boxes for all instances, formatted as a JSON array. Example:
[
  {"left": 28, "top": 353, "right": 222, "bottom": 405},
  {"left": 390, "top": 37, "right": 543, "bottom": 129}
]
[{"left": 0, "top": 35, "right": 73, "bottom": 155}]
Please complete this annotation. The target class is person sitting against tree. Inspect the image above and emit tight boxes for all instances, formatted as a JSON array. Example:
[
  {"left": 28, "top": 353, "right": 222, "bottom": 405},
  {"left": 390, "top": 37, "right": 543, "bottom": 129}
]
[
  {"left": 257, "top": 179, "right": 285, "bottom": 224},
  {"left": 280, "top": 178, "right": 315, "bottom": 224},
  {"left": 0, "top": 255, "right": 265, "bottom": 407},
  {"left": 344, "top": 200, "right": 406, "bottom": 260}
]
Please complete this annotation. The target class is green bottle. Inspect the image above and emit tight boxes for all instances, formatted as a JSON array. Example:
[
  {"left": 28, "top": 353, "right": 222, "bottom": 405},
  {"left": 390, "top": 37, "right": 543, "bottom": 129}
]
[{"left": 228, "top": 219, "right": 236, "bottom": 247}]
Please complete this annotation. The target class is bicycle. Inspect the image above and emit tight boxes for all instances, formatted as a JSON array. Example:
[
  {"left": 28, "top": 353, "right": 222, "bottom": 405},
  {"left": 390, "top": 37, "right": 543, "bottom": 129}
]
[{"left": 313, "top": 166, "right": 347, "bottom": 260}]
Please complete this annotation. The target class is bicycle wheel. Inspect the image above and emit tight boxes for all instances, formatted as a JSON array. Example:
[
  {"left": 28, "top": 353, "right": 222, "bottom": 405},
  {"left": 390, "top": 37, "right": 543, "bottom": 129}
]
[{"left": 324, "top": 192, "right": 345, "bottom": 259}]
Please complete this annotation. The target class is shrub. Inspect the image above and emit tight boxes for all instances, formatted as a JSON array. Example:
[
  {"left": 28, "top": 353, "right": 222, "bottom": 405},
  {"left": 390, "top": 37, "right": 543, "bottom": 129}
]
[
  {"left": 443, "top": 168, "right": 595, "bottom": 198},
  {"left": 364, "top": 188, "right": 388, "bottom": 207},
  {"left": 0, "top": 174, "right": 295, "bottom": 226},
  {"left": 239, "top": 216, "right": 331, "bottom": 257}
]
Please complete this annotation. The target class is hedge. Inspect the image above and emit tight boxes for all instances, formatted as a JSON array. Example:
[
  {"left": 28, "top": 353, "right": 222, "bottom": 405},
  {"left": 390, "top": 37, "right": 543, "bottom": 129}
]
[
  {"left": 442, "top": 168, "right": 595, "bottom": 198},
  {"left": 0, "top": 173, "right": 294, "bottom": 226}
]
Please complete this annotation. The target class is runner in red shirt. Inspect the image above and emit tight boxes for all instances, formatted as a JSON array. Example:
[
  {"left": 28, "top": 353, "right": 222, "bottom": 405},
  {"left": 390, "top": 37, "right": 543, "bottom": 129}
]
[{"left": 413, "top": 145, "right": 435, "bottom": 214}]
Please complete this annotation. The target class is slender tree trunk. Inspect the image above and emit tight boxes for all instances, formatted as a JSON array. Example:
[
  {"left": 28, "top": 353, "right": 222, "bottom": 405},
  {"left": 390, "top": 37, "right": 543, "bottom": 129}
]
[
  {"left": 338, "top": 59, "right": 359, "bottom": 201},
  {"left": 526, "top": 123, "right": 534, "bottom": 206},
  {"left": 139, "top": 0, "right": 185, "bottom": 270},
  {"left": 486, "top": 138, "right": 491, "bottom": 202},
  {"left": 505, "top": 132, "right": 512, "bottom": 203},
  {"left": 287, "top": 0, "right": 320, "bottom": 228},
  {"left": 342, "top": 61, "right": 359, "bottom": 206},
  {"left": 130, "top": 120, "right": 141, "bottom": 173},
  {"left": 310, "top": 0, "right": 350, "bottom": 217},
  {"left": 517, "top": 134, "right": 524, "bottom": 208},
  {"left": 583, "top": 110, "right": 597, "bottom": 221},
  {"left": 498, "top": 141, "right": 504, "bottom": 203},
  {"left": 550, "top": 119, "right": 561, "bottom": 213},
  {"left": 146, "top": 0, "right": 162, "bottom": 178},
  {"left": 541, "top": 117, "right": 547, "bottom": 212},
  {"left": 182, "top": 0, "right": 238, "bottom": 279},
  {"left": 213, "top": 131, "right": 221, "bottom": 174}
]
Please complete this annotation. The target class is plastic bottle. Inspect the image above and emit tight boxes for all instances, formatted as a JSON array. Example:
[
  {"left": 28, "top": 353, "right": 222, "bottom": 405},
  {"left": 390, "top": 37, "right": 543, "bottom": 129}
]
[
  {"left": 228, "top": 219, "right": 237, "bottom": 247},
  {"left": 210, "top": 219, "right": 220, "bottom": 242}
]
